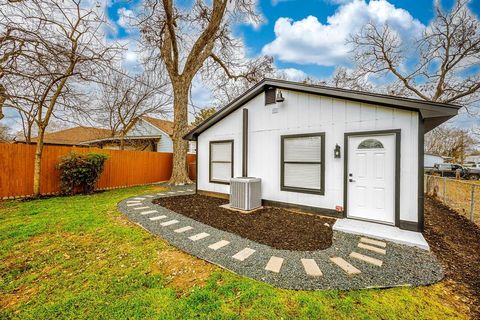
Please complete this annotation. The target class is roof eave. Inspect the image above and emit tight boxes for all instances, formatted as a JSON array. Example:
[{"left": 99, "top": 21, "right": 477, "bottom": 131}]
[{"left": 183, "top": 78, "right": 462, "bottom": 140}]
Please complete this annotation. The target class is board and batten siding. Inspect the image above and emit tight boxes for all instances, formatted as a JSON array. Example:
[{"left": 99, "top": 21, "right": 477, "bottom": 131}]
[{"left": 197, "top": 89, "right": 420, "bottom": 223}]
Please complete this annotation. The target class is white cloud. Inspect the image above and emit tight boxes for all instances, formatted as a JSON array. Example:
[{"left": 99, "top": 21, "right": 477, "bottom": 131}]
[
  {"left": 262, "top": 0, "right": 425, "bottom": 66},
  {"left": 271, "top": 0, "right": 292, "bottom": 6},
  {"left": 277, "top": 68, "right": 309, "bottom": 81},
  {"left": 117, "top": 7, "right": 135, "bottom": 32}
]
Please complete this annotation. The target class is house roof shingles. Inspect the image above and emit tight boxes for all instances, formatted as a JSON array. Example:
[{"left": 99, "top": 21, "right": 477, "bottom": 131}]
[
  {"left": 31, "top": 127, "right": 112, "bottom": 146},
  {"left": 141, "top": 116, "right": 174, "bottom": 136},
  {"left": 28, "top": 117, "right": 176, "bottom": 145}
]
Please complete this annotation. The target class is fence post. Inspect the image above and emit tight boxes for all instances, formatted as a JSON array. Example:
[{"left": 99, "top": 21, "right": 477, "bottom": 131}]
[
  {"left": 443, "top": 177, "right": 447, "bottom": 204},
  {"left": 471, "top": 185, "right": 475, "bottom": 222}
]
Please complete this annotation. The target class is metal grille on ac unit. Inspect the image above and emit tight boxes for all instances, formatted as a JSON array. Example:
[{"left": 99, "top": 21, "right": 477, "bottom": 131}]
[{"left": 230, "top": 177, "right": 261, "bottom": 211}]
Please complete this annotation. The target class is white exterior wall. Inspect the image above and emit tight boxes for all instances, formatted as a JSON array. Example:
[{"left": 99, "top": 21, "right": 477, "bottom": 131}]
[
  {"left": 465, "top": 155, "right": 480, "bottom": 163},
  {"left": 197, "top": 89, "right": 420, "bottom": 223},
  {"left": 128, "top": 119, "right": 173, "bottom": 152}
]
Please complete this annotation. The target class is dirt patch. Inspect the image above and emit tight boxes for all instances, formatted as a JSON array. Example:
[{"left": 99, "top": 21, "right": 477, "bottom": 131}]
[
  {"left": 154, "top": 194, "right": 335, "bottom": 251},
  {"left": 155, "top": 249, "right": 216, "bottom": 291},
  {"left": 424, "top": 196, "right": 480, "bottom": 318}
]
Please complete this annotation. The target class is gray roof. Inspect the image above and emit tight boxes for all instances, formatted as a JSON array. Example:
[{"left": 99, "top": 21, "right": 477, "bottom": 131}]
[{"left": 184, "top": 78, "right": 461, "bottom": 140}]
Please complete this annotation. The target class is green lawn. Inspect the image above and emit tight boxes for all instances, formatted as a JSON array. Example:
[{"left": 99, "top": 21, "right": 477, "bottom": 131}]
[{"left": 0, "top": 186, "right": 470, "bottom": 319}]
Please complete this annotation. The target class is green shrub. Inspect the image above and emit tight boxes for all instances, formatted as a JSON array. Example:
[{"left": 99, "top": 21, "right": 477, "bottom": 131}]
[{"left": 57, "top": 152, "right": 108, "bottom": 195}]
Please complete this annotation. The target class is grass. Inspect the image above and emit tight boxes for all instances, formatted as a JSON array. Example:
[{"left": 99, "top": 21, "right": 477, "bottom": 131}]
[{"left": 0, "top": 185, "right": 471, "bottom": 319}]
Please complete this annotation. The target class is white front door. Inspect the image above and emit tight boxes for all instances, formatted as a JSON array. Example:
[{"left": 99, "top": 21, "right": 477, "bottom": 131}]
[{"left": 347, "top": 134, "right": 396, "bottom": 224}]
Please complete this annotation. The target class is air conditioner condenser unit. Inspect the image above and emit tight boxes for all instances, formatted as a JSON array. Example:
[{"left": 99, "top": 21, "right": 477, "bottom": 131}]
[{"left": 229, "top": 177, "right": 261, "bottom": 211}]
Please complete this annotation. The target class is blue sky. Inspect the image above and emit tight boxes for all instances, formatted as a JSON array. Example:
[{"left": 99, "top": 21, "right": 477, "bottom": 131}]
[
  {"left": 106, "top": 0, "right": 477, "bottom": 79},
  {"left": 103, "top": 0, "right": 479, "bottom": 131},
  {"left": 5, "top": 0, "right": 478, "bottom": 132}
]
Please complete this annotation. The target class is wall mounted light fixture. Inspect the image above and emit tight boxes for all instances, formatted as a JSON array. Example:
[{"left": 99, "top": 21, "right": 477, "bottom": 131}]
[
  {"left": 276, "top": 90, "right": 285, "bottom": 103},
  {"left": 334, "top": 144, "right": 341, "bottom": 158}
]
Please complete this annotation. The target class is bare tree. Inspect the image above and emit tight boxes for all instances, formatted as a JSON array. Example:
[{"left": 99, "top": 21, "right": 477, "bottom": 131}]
[
  {"left": 329, "top": 67, "right": 373, "bottom": 92},
  {"left": 349, "top": 0, "right": 480, "bottom": 107},
  {"left": 1, "top": 0, "right": 121, "bottom": 196},
  {"left": 95, "top": 68, "right": 170, "bottom": 149},
  {"left": 0, "top": 123, "right": 13, "bottom": 142},
  {"left": 425, "top": 126, "right": 478, "bottom": 162},
  {"left": 140, "top": 0, "right": 272, "bottom": 185}
]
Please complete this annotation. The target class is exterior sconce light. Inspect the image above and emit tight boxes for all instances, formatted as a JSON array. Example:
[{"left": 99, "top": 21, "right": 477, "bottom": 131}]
[
  {"left": 276, "top": 90, "right": 285, "bottom": 103},
  {"left": 334, "top": 144, "right": 341, "bottom": 158}
]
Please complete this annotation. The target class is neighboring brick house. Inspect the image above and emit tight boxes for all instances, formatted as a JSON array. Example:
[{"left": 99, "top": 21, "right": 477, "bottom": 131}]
[{"left": 26, "top": 116, "right": 196, "bottom": 153}]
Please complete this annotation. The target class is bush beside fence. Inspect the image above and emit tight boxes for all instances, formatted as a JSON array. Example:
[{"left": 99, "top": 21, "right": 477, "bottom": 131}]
[
  {"left": 0, "top": 143, "right": 196, "bottom": 198},
  {"left": 425, "top": 175, "right": 479, "bottom": 226}
]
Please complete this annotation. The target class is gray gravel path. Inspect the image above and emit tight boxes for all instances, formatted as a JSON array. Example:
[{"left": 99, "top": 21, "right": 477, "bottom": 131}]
[{"left": 117, "top": 185, "right": 444, "bottom": 290}]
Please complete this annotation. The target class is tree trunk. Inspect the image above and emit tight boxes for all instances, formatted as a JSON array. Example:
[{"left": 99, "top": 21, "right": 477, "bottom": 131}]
[
  {"left": 120, "top": 132, "right": 125, "bottom": 150},
  {"left": 33, "top": 126, "right": 45, "bottom": 197},
  {"left": 0, "top": 84, "right": 5, "bottom": 121},
  {"left": 25, "top": 123, "right": 32, "bottom": 144},
  {"left": 169, "top": 81, "right": 192, "bottom": 185}
]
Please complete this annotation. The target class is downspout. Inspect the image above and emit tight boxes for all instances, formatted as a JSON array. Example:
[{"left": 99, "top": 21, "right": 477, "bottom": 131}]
[
  {"left": 418, "top": 113, "right": 425, "bottom": 232},
  {"left": 194, "top": 134, "right": 198, "bottom": 193},
  {"left": 242, "top": 109, "right": 248, "bottom": 177}
]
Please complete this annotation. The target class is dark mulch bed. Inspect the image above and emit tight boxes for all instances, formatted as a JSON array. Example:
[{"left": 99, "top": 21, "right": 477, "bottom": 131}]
[
  {"left": 424, "top": 196, "right": 480, "bottom": 318},
  {"left": 153, "top": 194, "right": 335, "bottom": 251}
]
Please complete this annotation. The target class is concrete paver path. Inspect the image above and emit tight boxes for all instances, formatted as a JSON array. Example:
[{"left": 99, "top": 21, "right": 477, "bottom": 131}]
[{"left": 118, "top": 184, "right": 444, "bottom": 290}]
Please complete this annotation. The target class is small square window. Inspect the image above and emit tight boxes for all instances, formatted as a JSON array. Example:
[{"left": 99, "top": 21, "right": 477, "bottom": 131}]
[{"left": 281, "top": 133, "right": 325, "bottom": 195}]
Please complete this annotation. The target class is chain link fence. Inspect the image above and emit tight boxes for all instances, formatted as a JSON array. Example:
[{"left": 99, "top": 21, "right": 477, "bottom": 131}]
[{"left": 425, "top": 175, "right": 479, "bottom": 226}]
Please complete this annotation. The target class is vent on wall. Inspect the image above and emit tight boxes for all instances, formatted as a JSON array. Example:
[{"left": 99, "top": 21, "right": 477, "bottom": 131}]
[{"left": 265, "top": 87, "right": 276, "bottom": 105}]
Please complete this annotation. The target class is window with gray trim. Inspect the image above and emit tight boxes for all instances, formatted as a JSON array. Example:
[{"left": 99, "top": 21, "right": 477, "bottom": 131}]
[
  {"left": 281, "top": 133, "right": 325, "bottom": 195},
  {"left": 209, "top": 140, "right": 234, "bottom": 184}
]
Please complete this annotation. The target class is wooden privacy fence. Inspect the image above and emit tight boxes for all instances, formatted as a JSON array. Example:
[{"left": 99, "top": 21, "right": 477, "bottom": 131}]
[{"left": 0, "top": 143, "right": 196, "bottom": 198}]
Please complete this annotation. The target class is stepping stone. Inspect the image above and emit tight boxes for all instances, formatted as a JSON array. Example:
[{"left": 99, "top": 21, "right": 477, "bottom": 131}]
[
  {"left": 167, "top": 192, "right": 175, "bottom": 194},
  {"left": 360, "top": 237, "right": 387, "bottom": 248},
  {"left": 232, "top": 248, "right": 256, "bottom": 261},
  {"left": 301, "top": 259, "right": 323, "bottom": 277},
  {"left": 265, "top": 256, "right": 284, "bottom": 273},
  {"left": 127, "top": 200, "right": 141, "bottom": 203},
  {"left": 149, "top": 215, "right": 167, "bottom": 221},
  {"left": 160, "top": 219, "right": 179, "bottom": 226},
  {"left": 133, "top": 197, "right": 146, "bottom": 200},
  {"left": 349, "top": 252, "right": 383, "bottom": 267},
  {"left": 157, "top": 193, "right": 164, "bottom": 195},
  {"left": 141, "top": 210, "right": 158, "bottom": 215},
  {"left": 208, "top": 240, "right": 230, "bottom": 251},
  {"left": 189, "top": 232, "right": 210, "bottom": 241},
  {"left": 174, "top": 226, "right": 193, "bottom": 233},
  {"left": 187, "top": 189, "right": 194, "bottom": 192},
  {"left": 178, "top": 190, "right": 185, "bottom": 193},
  {"left": 144, "top": 195, "right": 155, "bottom": 198},
  {"left": 133, "top": 206, "right": 150, "bottom": 210},
  {"left": 127, "top": 203, "right": 142, "bottom": 207},
  {"left": 330, "top": 257, "right": 361, "bottom": 275},
  {"left": 358, "top": 243, "right": 386, "bottom": 255}
]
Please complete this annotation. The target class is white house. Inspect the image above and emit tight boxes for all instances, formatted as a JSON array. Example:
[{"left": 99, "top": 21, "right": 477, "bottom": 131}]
[
  {"left": 185, "top": 79, "right": 460, "bottom": 241},
  {"left": 424, "top": 153, "right": 444, "bottom": 168},
  {"left": 84, "top": 116, "right": 196, "bottom": 153},
  {"left": 465, "top": 153, "right": 480, "bottom": 164}
]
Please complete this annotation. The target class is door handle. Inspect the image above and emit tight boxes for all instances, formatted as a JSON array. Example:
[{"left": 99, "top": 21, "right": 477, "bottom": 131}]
[{"left": 349, "top": 178, "right": 356, "bottom": 182}]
